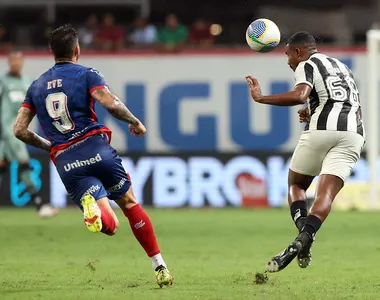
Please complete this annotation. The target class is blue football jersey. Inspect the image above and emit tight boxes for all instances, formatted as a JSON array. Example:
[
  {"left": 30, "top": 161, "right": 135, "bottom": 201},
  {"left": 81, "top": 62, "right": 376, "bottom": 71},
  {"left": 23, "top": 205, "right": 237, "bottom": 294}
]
[{"left": 22, "top": 62, "right": 112, "bottom": 154}]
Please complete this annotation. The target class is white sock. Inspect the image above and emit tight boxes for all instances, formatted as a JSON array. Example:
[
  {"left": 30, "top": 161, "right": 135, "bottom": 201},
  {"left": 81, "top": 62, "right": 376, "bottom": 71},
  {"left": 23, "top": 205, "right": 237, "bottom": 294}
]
[{"left": 150, "top": 253, "right": 167, "bottom": 270}]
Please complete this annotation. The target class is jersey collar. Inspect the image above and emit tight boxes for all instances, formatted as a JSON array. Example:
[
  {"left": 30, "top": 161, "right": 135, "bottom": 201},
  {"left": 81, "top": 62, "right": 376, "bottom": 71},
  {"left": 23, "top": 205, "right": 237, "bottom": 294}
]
[
  {"left": 309, "top": 52, "right": 319, "bottom": 58},
  {"left": 54, "top": 61, "right": 74, "bottom": 65}
]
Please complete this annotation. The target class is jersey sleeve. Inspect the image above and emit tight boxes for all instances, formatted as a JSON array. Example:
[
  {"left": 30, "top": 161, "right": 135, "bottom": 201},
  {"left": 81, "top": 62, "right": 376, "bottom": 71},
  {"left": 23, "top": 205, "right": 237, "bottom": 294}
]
[
  {"left": 294, "top": 61, "right": 315, "bottom": 88},
  {"left": 87, "top": 68, "right": 108, "bottom": 94},
  {"left": 21, "top": 85, "right": 36, "bottom": 113}
]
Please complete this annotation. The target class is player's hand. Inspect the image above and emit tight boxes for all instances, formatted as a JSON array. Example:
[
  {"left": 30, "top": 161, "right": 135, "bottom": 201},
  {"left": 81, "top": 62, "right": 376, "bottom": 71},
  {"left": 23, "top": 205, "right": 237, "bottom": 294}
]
[
  {"left": 128, "top": 120, "right": 146, "bottom": 137},
  {"left": 298, "top": 107, "right": 310, "bottom": 123},
  {"left": 245, "top": 76, "right": 262, "bottom": 102}
]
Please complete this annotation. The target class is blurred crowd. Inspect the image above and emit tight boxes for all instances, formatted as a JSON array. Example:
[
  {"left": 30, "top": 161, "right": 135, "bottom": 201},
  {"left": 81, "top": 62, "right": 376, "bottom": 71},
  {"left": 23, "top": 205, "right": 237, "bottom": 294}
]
[
  {"left": 0, "top": 13, "right": 216, "bottom": 53},
  {"left": 0, "top": 0, "right": 374, "bottom": 53},
  {"left": 80, "top": 13, "right": 215, "bottom": 51}
]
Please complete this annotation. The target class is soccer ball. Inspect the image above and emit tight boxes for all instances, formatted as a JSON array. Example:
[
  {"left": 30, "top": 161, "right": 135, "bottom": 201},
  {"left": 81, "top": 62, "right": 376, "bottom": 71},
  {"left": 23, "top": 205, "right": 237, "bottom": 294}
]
[{"left": 246, "top": 19, "right": 281, "bottom": 53}]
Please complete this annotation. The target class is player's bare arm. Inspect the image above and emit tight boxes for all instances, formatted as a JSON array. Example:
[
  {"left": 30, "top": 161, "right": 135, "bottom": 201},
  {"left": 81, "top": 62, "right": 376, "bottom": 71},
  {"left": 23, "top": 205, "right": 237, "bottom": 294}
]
[
  {"left": 91, "top": 88, "right": 146, "bottom": 136},
  {"left": 246, "top": 76, "right": 311, "bottom": 106},
  {"left": 13, "top": 107, "right": 51, "bottom": 152},
  {"left": 91, "top": 88, "right": 139, "bottom": 124}
]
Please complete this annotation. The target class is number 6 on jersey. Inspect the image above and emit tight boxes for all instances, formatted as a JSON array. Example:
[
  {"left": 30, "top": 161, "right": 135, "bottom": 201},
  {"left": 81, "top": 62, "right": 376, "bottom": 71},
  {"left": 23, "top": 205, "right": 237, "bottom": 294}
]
[{"left": 46, "top": 92, "right": 75, "bottom": 133}]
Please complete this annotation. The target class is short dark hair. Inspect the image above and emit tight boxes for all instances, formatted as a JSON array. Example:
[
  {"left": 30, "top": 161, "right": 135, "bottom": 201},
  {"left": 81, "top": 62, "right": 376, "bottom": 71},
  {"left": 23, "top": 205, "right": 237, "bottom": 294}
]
[
  {"left": 287, "top": 31, "right": 316, "bottom": 46},
  {"left": 48, "top": 24, "right": 78, "bottom": 59}
]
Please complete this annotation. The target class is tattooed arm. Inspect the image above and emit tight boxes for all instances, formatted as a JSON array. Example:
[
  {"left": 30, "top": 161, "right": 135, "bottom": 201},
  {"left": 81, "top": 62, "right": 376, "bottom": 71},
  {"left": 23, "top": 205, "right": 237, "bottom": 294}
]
[
  {"left": 14, "top": 107, "right": 51, "bottom": 152},
  {"left": 91, "top": 87, "right": 146, "bottom": 136},
  {"left": 91, "top": 88, "right": 139, "bottom": 125}
]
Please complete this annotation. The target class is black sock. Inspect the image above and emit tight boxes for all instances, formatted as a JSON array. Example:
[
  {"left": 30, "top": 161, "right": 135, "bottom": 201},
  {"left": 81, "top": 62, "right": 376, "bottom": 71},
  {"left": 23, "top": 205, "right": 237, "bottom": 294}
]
[
  {"left": 299, "top": 214, "right": 322, "bottom": 243},
  {"left": 31, "top": 194, "right": 46, "bottom": 211},
  {"left": 290, "top": 200, "right": 307, "bottom": 232}
]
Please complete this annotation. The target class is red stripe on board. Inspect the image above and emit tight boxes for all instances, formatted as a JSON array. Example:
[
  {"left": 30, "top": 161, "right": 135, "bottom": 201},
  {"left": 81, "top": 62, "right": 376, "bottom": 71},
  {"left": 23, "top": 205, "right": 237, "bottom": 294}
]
[{"left": 0, "top": 47, "right": 367, "bottom": 58}]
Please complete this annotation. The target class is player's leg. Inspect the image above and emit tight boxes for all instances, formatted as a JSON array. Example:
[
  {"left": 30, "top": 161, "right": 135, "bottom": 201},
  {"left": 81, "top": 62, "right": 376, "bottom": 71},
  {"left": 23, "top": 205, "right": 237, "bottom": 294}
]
[
  {"left": 287, "top": 170, "right": 316, "bottom": 268},
  {"left": 267, "top": 171, "right": 316, "bottom": 272},
  {"left": 288, "top": 170, "right": 315, "bottom": 231},
  {"left": 7, "top": 137, "right": 58, "bottom": 217},
  {"left": 56, "top": 169, "right": 118, "bottom": 235},
  {"left": 295, "top": 132, "right": 364, "bottom": 259},
  {"left": 114, "top": 186, "right": 173, "bottom": 287},
  {"left": 0, "top": 139, "right": 8, "bottom": 187},
  {"left": 287, "top": 132, "right": 323, "bottom": 268},
  {"left": 54, "top": 135, "right": 120, "bottom": 233},
  {"left": 92, "top": 136, "right": 173, "bottom": 287},
  {"left": 287, "top": 132, "right": 324, "bottom": 230},
  {"left": 85, "top": 195, "right": 120, "bottom": 235},
  {"left": 81, "top": 193, "right": 119, "bottom": 235},
  {"left": 115, "top": 187, "right": 164, "bottom": 266},
  {"left": 267, "top": 131, "right": 327, "bottom": 272},
  {"left": 268, "top": 132, "right": 364, "bottom": 272},
  {"left": 295, "top": 173, "right": 343, "bottom": 239}
]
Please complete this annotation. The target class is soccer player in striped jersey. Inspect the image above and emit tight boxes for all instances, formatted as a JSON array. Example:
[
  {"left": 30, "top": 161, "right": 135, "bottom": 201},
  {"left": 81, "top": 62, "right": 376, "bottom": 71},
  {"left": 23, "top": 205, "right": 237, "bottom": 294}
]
[
  {"left": 246, "top": 31, "right": 365, "bottom": 272},
  {"left": 13, "top": 24, "right": 173, "bottom": 287}
]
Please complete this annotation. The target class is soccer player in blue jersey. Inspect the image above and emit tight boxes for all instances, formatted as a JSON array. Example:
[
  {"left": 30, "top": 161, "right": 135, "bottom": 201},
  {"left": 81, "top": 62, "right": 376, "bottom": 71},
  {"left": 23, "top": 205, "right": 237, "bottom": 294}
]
[{"left": 13, "top": 24, "right": 173, "bottom": 287}]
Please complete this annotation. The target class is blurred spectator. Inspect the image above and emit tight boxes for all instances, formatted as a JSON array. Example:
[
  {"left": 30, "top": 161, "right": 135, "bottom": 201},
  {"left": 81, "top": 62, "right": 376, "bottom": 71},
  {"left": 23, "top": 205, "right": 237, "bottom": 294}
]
[
  {"left": 78, "top": 14, "right": 98, "bottom": 49},
  {"left": 189, "top": 18, "right": 214, "bottom": 48},
  {"left": 33, "top": 12, "right": 53, "bottom": 47},
  {"left": 129, "top": 17, "right": 157, "bottom": 48},
  {"left": 157, "top": 14, "right": 188, "bottom": 52},
  {"left": 0, "top": 26, "right": 12, "bottom": 53},
  {"left": 95, "top": 13, "right": 125, "bottom": 51}
]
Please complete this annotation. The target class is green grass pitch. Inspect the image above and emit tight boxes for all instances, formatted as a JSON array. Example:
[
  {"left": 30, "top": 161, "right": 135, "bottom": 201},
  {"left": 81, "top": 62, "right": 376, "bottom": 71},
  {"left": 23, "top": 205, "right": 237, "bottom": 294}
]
[{"left": 1, "top": 208, "right": 380, "bottom": 300}]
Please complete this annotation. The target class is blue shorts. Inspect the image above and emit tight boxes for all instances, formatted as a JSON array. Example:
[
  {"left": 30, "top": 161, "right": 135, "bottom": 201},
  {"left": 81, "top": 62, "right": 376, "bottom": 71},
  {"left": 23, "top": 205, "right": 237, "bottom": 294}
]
[{"left": 55, "top": 134, "right": 131, "bottom": 209}]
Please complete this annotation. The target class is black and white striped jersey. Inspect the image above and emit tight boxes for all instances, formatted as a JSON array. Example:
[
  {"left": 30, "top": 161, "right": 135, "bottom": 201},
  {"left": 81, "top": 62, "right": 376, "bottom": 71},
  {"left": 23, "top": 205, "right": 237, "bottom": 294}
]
[{"left": 294, "top": 52, "right": 365, "bottom": 137}]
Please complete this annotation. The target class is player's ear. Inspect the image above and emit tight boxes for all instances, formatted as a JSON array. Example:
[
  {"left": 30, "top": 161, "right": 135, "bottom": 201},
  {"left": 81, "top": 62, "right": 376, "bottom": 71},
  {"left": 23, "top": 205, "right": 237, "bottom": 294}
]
[
  {"left": 295, "top": 47, "right": 301, "bottom": 58},
  {"left": 74, "top": 44, "right": 80, "bottom": 61}
]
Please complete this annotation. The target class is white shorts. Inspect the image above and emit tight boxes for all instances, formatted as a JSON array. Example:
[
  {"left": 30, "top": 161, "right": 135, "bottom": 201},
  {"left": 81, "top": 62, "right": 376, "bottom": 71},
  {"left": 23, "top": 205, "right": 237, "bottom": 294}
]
[{"left": 290, "top": 130, "right": 365, "bottom": 182}]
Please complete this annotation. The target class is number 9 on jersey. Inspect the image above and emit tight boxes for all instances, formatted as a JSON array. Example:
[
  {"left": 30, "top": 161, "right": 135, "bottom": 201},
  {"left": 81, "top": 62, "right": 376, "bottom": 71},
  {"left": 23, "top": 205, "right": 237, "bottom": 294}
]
[{"left": 46, "top": 92, "right": 75, "bottom": 133}]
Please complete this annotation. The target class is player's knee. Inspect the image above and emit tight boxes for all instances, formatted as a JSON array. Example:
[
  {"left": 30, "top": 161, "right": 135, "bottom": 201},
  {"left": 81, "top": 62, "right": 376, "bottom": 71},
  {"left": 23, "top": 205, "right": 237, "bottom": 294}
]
[
  {"left": 288, "top": 184, "right": 302, "bottom": 194},
  {"left": 126, "top": 196, "right": 138, "bottom": 205},
  {"left": 116, "top": 189, "right": 138, "bottom": 210},
  {"left": 288, "top": 184, "right": 307, "bottom": 201}
]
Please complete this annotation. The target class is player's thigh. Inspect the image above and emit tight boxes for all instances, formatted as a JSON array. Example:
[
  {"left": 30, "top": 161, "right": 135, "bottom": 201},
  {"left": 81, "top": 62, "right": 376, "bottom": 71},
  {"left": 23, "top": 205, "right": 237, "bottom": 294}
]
[
  {"left": 4, "top": 136, "right": 30, "bottom": 162},
  {"left": 56, "top": 161, "right": 109, "bottom": 209},
  {"left": 320, "top": 132, "right": 364, "bottom": 183},
  {"left": 69, "top": 177, "right": 109, "bottom": 210},
  {"left": 93, "top": 150, "right": 132, "bottom": 203},
  {"left": 290, "top": 131, "right": 329, "bottom": 177}
]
